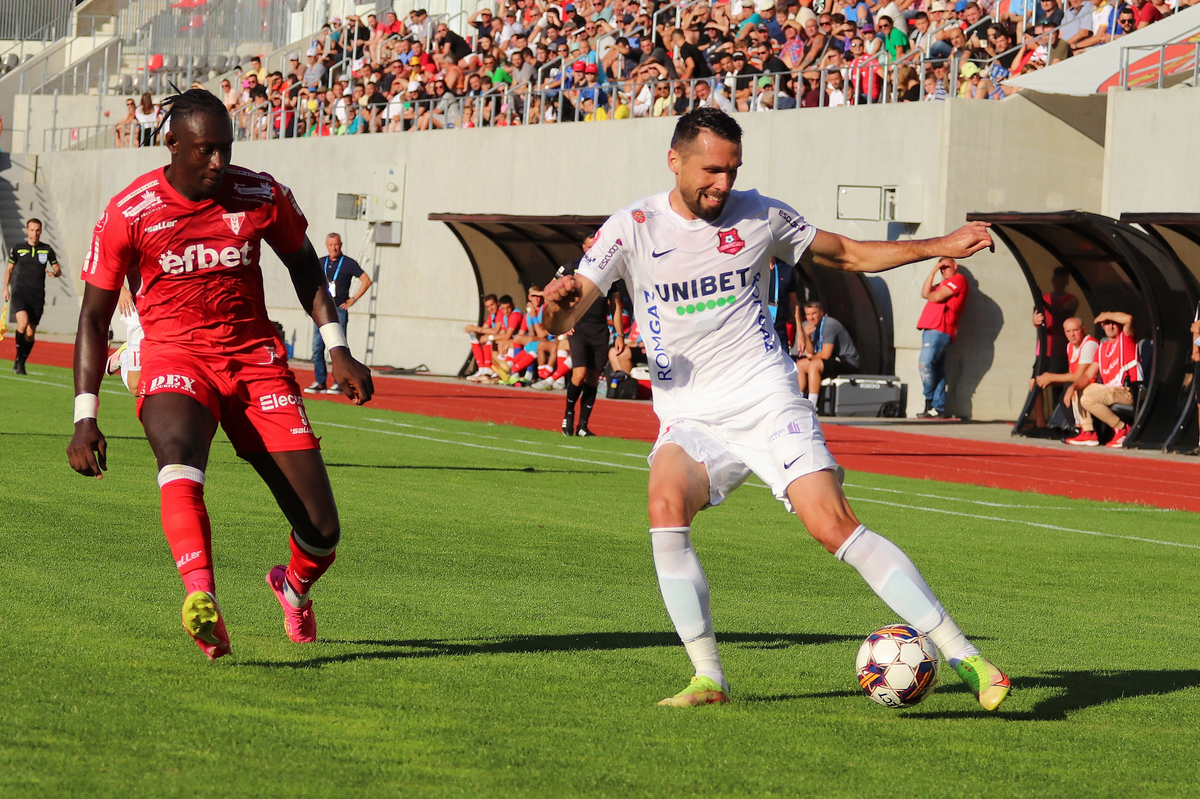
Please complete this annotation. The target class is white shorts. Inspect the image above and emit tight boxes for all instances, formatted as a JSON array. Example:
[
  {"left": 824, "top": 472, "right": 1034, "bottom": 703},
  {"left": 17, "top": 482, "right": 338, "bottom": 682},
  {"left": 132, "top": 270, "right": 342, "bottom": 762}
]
[{"left": 648, "top": 390, "right": 843, "bottom": 514}]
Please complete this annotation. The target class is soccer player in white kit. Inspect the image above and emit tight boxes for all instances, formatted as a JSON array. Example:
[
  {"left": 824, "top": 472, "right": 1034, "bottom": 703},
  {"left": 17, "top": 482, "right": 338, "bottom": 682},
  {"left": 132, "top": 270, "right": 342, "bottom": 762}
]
[
  {"left": 543, "top": 109, "right": 1011, "bottom": 711},
  {"left": 105, "top": 286, "right": 143, "bottom": 393}
]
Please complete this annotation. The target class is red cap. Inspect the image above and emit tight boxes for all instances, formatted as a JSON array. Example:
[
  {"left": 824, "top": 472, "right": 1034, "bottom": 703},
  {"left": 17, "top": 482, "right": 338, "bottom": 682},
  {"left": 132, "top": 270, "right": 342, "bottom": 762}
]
[
  {"left": 573, "top": 60, "right": 586, "bottom": 70},
  {"left": 584, "top": 62, "right": 598, "bottom": 73}
]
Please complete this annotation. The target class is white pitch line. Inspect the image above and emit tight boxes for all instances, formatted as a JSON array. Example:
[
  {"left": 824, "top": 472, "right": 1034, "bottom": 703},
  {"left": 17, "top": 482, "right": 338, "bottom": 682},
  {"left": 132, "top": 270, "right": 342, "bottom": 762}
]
[
  {"left": 847, "top": 496, "right": 1200, "bottom": 551},
  {"left": 844, "top": 482, "right": 1172, "bottom": 512},
  {"left": 0, "top": 372, "right": 132, "bottom": 398},
  {"left": 364, "top": 415, "right": 649, "bottom": 458},
  {"left": 320, "top": 421, "right": 650, "bottom": 472},
  {"left": 316, "top": 419, "right": 1200, "bottom": 552}
]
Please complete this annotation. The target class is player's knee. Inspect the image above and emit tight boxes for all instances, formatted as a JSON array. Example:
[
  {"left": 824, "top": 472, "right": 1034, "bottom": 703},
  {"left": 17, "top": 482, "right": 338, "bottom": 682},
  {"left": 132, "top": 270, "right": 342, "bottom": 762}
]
[
  {"left": 648, "top": 492, "right": 690, "bottom": 527},
  {"left": 296, "top": 513, "right": 340, "bottom": 548}
]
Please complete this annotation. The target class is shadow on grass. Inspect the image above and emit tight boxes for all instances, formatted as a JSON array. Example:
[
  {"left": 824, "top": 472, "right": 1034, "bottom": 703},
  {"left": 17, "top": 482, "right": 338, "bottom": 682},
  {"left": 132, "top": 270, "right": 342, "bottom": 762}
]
[
  {"left": 234, "top": 631, "right": 860, "bottom": 670},
  {"left": 323, "top": 462, "right": 607, "bottom": 474},
  {"left": 902, "top": 670, "right": 1200, "bottom": 721},
  {"left": 0, "top": 431, "right": 145, "bottom": 440}
]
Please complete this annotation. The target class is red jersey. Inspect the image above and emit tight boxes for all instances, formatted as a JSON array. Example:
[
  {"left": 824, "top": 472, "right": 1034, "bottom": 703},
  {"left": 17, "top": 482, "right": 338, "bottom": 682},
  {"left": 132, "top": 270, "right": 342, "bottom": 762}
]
[
  {"left": 1068, "top": 334, "right": 1099, "bottom": 376},
  {"left": 916, "top": 272, "right": 968, "bottom": 341},
  {"left": 1098, "top": 331, "right": 1142, "bottom": 387},
  {"left": 1042, "top": 290, "right": 1077, "bottom": 358},
  {"left": 82, "top": 165, "right": 308, "bottom": 356}
]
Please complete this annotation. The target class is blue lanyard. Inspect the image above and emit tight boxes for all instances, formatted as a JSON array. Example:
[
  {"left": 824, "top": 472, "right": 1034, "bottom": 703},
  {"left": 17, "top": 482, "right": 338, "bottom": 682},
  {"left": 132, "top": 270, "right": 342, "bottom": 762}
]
[
  {"left": 815, "top": 317, "right": 825, "bottom": 350},
  {"left": 324, "top": 255, "right": 344, "bottom": 284}
]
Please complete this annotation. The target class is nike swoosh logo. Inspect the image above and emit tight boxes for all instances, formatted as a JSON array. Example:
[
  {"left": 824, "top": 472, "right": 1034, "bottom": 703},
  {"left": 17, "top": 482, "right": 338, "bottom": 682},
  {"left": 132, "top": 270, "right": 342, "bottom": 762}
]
[
  {"left": 783, "top": 457, "right": 803, "bottom": 470},
  {"left": 652, "top": 248, "right": 677, "bottom": 258}
]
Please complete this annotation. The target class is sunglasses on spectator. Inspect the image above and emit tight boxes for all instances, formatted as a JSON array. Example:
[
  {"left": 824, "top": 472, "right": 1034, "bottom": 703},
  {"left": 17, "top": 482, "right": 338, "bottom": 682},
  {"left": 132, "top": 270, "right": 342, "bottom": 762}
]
[{"left": 1119, "top": 15, "right": 1135, "bottom": 23}]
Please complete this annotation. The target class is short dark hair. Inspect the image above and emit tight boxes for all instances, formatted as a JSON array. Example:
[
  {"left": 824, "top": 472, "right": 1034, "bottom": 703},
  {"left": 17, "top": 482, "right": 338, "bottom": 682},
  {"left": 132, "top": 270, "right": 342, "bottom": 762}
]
[
  {"left": 803, "top": 300, "right": 824, "bottom": 312},
  {"left": 670, "top": 108, "right": 742, "bottom": 153},
  {"left": 27, "top": 217, "right": 42, "bottom": 227},
  {"left": 483, "top": 293, "right": 498, "bottom": 303},
  {"left": 157, "top": 88, "right": 230, "bottom": 136},
  {"left": 498, "top": 294, "right": 514, "bottom": 306}
]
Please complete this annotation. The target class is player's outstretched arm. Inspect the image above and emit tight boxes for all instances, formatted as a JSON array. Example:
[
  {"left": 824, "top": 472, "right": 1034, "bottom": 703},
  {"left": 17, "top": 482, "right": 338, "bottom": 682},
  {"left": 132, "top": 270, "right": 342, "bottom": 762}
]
[
  {"left": 277, "top": 237, "right": 374, "bottom": 406},
  {"left": 809, "top": 221, "right": 994, "bottom": 273},
  {"left": 67, "top": 283, "right": 120, "bottom": 478},
  {"left": 543, "top": 273, "right": 600, "bottom": 335}
]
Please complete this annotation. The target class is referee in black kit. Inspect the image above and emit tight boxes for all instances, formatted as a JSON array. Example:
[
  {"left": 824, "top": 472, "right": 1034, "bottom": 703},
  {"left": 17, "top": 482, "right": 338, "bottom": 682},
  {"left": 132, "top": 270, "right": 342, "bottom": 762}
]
[
  {"left": 557, "top": 232, "right": 625, "bottom": 437},
  {"left": 4, "top": 218, "right": 60, "bottom": 374}
]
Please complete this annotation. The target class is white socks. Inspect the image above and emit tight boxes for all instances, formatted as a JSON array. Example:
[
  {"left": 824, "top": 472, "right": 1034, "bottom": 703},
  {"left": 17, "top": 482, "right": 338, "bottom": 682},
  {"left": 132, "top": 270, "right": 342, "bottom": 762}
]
[
  {"left": 651, "top": 527, "right": 727, "bottom": 689},
  {"left": 836, "top": 525, "right": 979, "bottom": 662},
  {"left": 807, "top": 392, "right": 819, "bottom": 404},
  {"left": 282, "top": 579, "right": 309, "bottom": 608}
]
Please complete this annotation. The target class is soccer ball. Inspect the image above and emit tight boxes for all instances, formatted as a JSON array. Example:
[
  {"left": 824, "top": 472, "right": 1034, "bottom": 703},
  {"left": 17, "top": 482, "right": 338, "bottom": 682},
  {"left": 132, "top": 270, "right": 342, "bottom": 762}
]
[{"left": 855, "top": 625, "right": 940, "bottom": 708}]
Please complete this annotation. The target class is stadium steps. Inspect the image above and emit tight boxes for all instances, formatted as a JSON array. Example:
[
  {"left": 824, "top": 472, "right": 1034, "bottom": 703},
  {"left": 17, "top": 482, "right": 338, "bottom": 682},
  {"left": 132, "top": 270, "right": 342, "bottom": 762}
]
[{"left": 0, "top": 153, "right": 78, "bottom": 335}]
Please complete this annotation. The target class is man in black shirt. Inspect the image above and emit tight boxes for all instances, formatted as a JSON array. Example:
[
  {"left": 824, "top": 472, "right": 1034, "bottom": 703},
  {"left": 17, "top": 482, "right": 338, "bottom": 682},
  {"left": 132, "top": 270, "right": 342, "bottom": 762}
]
[
  {"left": 4, "top": 218, "right": 60, "bottom": 374},
  {"left": 557, "top": 233, "right": 625, "bottom": 437},
  {"left": 673, "top": 27, "right": 713, "bottom": 80},
  {"left": 304, "top": 232, "right": 373, "bottom": 394}
]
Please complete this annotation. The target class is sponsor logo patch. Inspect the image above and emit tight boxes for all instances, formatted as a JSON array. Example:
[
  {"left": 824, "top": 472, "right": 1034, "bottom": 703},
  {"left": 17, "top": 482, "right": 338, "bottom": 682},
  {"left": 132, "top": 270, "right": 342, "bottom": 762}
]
[
  {"left": 716, "top": 228, "right": 745, "bottom": 255},
  {"left": 158, "top": 242, "right": 252, "bottom": 274},
  {"left": 147, "top": 374, "right": 197, "bottom": 394},
  {"left": 767, "top": 421, "right": 807, "bottom": 443},
  {"left": 122, "top": 190, "right": 164, "bottom": 219},
  {"left": 117, "top": 180, "right": 160, "bottom": 207},
  {"left": 259, "top": 392, "right": 304, "bottom": 412},
  {"left": 145, "top": 219, "right": 177, "bottom": 233},
  {"left": 233, "top": 181, "right": 274, "bottom": 201},
  {"left": 632, "top": 210, "right": 646, "bottom": 223},
  {"left": 596, "top": 239, "right": 622, "bottom": 271}
]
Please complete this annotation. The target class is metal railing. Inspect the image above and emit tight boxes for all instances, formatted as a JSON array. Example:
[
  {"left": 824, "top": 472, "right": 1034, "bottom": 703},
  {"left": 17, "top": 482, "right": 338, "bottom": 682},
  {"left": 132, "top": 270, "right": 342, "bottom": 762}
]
[{"left": 1119, "top": 41, "right": 1200, "bottom": 90}]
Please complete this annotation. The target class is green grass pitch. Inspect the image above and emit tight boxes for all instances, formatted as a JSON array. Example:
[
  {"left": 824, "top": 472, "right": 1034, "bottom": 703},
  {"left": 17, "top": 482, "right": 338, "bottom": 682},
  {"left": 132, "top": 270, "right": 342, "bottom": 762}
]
[{"left": 3, "top": 364, "right": 1200, "bottom": 797}]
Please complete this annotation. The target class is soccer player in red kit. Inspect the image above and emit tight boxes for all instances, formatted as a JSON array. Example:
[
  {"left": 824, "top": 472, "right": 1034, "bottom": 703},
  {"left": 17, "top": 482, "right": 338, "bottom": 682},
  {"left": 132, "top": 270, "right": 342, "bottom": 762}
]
[{"left": 66, "top": 89, "right": 374, "bottom": 660}]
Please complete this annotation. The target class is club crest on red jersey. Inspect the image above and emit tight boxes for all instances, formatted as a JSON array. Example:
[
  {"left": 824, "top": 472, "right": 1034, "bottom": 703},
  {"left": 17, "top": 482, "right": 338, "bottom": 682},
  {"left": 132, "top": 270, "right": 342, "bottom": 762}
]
[
  {"left": 223, "top": 212, "right": 246, "bottom": 236},
  {"left": 717, "top": 228, "right": 745, "bottom": 255},
  {"left": 632, "top": 210, "right": 646, "bottom": 224}
]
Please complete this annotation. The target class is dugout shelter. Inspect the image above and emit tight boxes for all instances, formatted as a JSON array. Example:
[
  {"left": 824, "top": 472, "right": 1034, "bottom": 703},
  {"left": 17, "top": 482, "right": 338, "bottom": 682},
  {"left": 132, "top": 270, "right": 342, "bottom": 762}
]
[
  {"left": 433, "top": 213, "right": 895, "bottom": 377},
  {"left": 970, "top": 212, "right": 1196, "bottom": 450}
]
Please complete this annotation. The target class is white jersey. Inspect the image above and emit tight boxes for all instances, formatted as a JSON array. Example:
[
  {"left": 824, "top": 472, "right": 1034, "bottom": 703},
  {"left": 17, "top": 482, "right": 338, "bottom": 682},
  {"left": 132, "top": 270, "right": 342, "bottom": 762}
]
[{"left": 577, "top": 189, "right": 817, "bottom": 425}]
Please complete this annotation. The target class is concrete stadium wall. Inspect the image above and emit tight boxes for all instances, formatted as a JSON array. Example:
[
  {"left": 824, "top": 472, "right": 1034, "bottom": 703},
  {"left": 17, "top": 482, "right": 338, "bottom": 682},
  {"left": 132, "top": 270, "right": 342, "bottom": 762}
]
[
  {"left": 40, "top": 93, "right": 1102, "bottom": 419},
  {"left": 1103, "top": 89, "right": 1200, "bottom": 217}
]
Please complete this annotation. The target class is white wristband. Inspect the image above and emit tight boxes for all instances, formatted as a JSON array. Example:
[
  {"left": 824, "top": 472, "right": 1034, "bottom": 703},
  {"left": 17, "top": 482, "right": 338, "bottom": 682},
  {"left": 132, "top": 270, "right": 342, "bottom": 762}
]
[
  {"left": 74, "top": 393, "right": 99, "bottom": 424},
  {"left": 319, "top": 322, "right": 348, "bottom": 351}
]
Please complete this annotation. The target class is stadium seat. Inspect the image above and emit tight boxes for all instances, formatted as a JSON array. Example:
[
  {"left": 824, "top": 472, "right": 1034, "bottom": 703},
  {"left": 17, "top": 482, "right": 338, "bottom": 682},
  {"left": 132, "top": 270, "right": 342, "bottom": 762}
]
[
  {"left": 2, "top": 54, "right": 18, "bottom": 72},
  {"left": 211, "top": 55, "right": 228, "bottom": 72},
  {"left": 193, "top": 55, "right": 208, "bottom": 71},
  {"left": 148, "top": 53, "right": 164, "bottom": 72},
  {"left": 119, "top": 74, "right": 134, "bottom": 93}
]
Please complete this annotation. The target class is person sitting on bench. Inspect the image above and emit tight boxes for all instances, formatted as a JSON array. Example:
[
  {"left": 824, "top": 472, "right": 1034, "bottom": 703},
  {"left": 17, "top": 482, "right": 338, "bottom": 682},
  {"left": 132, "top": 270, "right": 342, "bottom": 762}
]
[
  {"left": 795, "top": 300, "right": 859, "bottom": 406},
  {"left": 1065, "top": 311, "right": 1142, "bottom": 449}
]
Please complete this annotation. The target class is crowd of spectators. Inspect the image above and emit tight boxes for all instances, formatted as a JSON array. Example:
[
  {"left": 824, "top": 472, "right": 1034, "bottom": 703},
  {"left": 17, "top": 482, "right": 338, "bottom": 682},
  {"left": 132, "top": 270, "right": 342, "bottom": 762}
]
[{"left": 153, "top": 0, "right": 1185, "bottom": 141}]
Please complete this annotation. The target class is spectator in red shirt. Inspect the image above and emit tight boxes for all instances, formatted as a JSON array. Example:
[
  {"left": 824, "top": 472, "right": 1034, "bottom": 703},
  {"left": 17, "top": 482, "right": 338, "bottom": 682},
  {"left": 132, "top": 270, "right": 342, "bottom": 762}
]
[
  {"left": 1065, "top": 311, "right": 1142, "bottom": 448},
  {"left": 916, "top": 257, "right": 969, "bottom": 418},
  {"left": 1131, "top": 0, "right": 1162, "bottom": 28}
]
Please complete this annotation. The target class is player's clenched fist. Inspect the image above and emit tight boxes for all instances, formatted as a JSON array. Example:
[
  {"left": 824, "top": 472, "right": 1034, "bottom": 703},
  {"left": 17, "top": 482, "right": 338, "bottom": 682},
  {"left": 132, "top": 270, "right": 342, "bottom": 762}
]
[
  {"left": 543, "top": 274, "right": 584, "bottom": 307},
  {"left": 329, "top": 349, "right": 375, "bottom": 405},
  {"left": 67, "top": 420, "right": 107, "bottom": 478}
]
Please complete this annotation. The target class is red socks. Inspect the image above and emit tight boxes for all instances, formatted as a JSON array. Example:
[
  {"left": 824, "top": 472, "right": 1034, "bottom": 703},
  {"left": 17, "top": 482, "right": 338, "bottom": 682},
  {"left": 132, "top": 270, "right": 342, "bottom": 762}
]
[
  {"left": 158, "top": 465, "right": 215, "bottom": 594},
  {"left": 511, "top": 350, "right": 536, "bottom": 374},
  {"left": 158, "top": 465, "right": 337, "bottom": 600},
  {"left": 470, "top": 341, "right": 487, "bottom": 368},
  {"left": 550, "top": 356, "right": 571, "bottom": 381},
  {"left": 286, "top": 532, "right": 337, "bottom": 596}
]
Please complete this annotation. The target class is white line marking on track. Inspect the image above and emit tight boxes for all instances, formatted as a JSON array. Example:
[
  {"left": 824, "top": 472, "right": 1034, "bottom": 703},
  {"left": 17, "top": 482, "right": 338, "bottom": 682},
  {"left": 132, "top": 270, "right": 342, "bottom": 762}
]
[{"left": 317, "top": 420, "right": 1199, "bottom": 551}]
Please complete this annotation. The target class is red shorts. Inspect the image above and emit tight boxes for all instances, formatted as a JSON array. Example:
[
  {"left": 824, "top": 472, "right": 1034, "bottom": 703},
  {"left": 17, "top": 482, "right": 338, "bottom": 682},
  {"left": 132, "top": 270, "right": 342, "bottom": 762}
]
[{"left": 136, "top": 342, "right": 319, "bottom": 457}]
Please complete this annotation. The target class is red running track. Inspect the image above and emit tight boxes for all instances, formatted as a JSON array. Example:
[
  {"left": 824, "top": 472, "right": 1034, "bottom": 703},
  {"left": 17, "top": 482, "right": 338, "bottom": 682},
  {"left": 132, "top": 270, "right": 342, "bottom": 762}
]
[{"left": 11, "top": 339, "right": 1200, "bottom": 511}]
